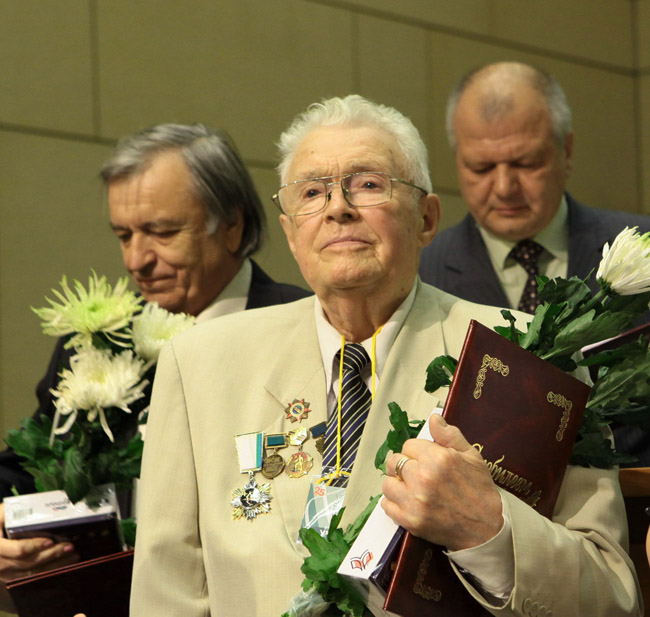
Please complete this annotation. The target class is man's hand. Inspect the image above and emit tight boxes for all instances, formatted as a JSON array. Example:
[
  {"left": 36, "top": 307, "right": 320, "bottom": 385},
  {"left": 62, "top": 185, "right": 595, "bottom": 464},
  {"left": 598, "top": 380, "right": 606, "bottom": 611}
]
[
  {"left": 0, "top": 502, "right": 77, "bottom": 583},
  {"left": 382, "top": 413, "right": 503, "bottom": 551}
]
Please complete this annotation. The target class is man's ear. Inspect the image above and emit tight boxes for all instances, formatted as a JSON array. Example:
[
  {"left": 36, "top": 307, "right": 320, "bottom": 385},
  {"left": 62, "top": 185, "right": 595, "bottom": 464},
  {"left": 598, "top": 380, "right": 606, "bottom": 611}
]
[
  {"left": 418, "top": 193, "right": 441, "bottom": 249},
  {"left": 224, "top": 211, "right": 245, "bottom": 254},
  {"left": 279, "top": 214, "right": 298, "bottom": 261}
]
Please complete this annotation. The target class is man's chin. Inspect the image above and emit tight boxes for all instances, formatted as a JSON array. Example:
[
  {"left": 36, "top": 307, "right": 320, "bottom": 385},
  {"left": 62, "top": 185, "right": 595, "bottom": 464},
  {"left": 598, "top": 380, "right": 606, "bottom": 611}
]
[
  {"left": 140, "top": 291, "right": 184, "bottom": 314},
  {"left": 486, "top": 218, "right": 538, "bottom": 242}
]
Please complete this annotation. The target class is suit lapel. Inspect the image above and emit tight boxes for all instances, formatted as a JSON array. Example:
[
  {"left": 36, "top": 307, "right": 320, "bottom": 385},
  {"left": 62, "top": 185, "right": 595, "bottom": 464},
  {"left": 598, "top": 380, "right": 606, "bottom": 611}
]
[
  {"left": 259, "top": 306, "right": 328, "bottom": 551},
  {"left": 566, "top": 196, "right": 609, "bottom": 293},
  {"left": 444, "top": 217, "right": 510, "bottom": 307}
]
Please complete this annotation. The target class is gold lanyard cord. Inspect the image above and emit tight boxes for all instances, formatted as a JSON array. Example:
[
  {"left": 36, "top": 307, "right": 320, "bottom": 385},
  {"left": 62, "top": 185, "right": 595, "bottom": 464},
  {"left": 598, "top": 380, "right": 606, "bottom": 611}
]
[{"left": 321, "top": 325, "right": 384, "bottom": 485}]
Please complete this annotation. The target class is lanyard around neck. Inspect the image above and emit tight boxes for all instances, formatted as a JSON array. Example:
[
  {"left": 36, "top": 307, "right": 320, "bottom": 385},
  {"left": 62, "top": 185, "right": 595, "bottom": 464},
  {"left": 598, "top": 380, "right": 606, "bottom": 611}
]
[{"left": 320, "top": 325, "right": 383, "bottom": 485}]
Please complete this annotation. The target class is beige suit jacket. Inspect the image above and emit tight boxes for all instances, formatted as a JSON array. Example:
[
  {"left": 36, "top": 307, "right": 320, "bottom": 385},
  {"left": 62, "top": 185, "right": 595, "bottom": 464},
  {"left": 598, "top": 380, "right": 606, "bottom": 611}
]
[{"left": 130, "top": 281, "right": 641, "bottom": 617}]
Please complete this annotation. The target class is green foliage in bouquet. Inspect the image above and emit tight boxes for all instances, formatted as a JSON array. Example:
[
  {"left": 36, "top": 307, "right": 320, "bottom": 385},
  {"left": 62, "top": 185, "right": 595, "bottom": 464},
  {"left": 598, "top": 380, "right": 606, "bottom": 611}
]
[
  {"left": 285, "top": 495, "right": 381, "bottom": 617},
  {"left": 423, "top": 227, "right": 650, "bottom": 468},
  {"left": 5, "top": 272, "right": 194, "bottom": 505},
  {"left": 7, "top": 393, "right": 145, "bottom": 505}
]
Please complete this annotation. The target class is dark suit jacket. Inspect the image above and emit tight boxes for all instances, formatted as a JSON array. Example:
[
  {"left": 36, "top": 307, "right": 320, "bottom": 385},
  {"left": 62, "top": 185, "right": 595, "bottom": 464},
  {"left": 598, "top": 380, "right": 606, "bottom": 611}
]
[
  {"left": 419, "top": 194, "right": 650, "bottom": 305},
  {"left": 418, "top": 194, "right": 650, "bottom": 465},
  {"left": 0, "top": 261, "right": 311, "bottom": 499}
]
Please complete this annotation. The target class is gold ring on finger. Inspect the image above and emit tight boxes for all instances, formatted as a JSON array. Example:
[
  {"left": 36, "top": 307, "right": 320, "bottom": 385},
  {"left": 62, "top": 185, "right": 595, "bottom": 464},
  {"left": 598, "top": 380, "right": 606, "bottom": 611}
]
[{"left": 395, "top": 455, "right": 410, "bottom": 481}]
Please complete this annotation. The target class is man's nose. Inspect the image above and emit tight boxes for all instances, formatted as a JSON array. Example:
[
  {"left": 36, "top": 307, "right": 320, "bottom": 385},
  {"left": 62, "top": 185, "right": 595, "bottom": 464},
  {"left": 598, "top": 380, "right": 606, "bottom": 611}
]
[
  {"left": 123, "top": 235, "right": 155, "bottom": 272},
  {"left": 323, "top": 183, "right": 358, "bottom": 220},
  {"left": 493, "top": 164, "right": 520, "bottom": 198}
]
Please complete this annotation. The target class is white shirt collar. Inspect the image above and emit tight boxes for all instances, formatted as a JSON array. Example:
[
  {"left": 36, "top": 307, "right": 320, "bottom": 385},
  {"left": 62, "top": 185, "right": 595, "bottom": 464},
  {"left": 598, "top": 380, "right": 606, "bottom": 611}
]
[
  {"left": 478, "top": 195, "right": 569, "bottom": 268},
  {"left": 195, "top": 259, "right": 251, "bottom": 324},
  {"left": 315, "top": 281, "right": 418, "bottom": 395}
]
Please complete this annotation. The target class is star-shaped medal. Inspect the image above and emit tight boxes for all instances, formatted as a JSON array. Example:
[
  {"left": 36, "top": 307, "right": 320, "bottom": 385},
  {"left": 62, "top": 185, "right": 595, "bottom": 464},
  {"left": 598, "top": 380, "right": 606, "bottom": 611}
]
[
  {"left": 231, "top": 475, "right": 272, "bottom": 520},
  {"left": 284, "top": 398, "right": 311, "bottom": 423}
]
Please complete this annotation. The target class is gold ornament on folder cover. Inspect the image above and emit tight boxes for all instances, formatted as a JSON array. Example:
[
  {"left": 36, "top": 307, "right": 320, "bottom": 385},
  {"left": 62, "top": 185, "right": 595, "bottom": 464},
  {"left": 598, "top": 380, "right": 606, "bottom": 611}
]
[{"left": 383, "top": 319, "right": 591, "bottom": 617}]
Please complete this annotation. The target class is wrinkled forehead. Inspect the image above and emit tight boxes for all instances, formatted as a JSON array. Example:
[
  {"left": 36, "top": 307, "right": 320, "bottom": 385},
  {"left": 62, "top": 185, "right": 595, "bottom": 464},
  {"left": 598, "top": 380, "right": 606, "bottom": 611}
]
[{"left": 285, "top": 124, "right": 407, "bottom": 183}]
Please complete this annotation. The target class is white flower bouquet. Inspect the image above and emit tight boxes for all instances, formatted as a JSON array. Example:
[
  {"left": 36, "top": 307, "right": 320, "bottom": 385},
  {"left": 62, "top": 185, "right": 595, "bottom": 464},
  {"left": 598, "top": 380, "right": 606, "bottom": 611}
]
[{"left": 5, "top": 271, "right": 195, "bottom": 508}]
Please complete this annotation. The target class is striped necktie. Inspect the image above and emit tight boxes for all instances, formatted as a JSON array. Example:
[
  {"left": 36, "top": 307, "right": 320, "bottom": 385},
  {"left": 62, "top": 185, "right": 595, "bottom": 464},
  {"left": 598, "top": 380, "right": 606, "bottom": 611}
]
[
  {"left": 322, "top": 343, "right": 372, "bottom": 485},
  {"left": 510, "top": 239, "right": 544, "bottom": 314}
]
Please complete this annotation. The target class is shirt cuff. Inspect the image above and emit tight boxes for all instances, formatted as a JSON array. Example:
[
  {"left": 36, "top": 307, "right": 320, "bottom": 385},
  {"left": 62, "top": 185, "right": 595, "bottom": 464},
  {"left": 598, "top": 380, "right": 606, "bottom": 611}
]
[{"left": 445, "top": 491, "right": 514, "bottom": 604}]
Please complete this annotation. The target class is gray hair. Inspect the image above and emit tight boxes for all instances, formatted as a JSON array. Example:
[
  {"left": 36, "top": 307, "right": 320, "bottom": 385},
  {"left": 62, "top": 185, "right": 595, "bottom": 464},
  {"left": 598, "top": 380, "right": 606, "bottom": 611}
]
[
  {"left": 445, "top": 62, "right": 573, "bottom": 150},
  {"left": 276, "top": 95, "right": 432, "bottom": 193},
  {"left": 100, "top": 123, "right": 265, "bottom": 258}
]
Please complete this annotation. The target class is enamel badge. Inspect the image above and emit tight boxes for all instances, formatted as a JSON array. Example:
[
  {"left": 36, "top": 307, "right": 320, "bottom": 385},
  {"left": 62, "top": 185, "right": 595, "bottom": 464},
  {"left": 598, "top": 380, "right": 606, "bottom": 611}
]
[
  {"left": 231, "top": 473, "right": 272, "bottom": 520},
  {"left": 284, "top": 398, "right": 311, "bottom": 423}
]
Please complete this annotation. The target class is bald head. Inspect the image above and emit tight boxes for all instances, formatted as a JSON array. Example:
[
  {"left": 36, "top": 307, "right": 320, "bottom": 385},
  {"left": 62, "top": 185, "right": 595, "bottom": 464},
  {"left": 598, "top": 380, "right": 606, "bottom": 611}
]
[{"left": 446, "top": 62, "right": 573, "bottom": 150}]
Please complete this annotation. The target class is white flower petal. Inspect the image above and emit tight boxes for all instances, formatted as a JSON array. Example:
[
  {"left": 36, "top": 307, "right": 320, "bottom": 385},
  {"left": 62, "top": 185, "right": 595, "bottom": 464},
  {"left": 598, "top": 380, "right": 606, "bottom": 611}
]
[{"left": 597, "top": 226, "right": 650, "bottom": 295}]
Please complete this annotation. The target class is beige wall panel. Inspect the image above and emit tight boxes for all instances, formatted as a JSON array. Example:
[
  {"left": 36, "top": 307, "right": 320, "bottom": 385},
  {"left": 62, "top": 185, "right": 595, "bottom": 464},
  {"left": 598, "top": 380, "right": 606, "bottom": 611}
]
[
  {"left": 323, "top": 0, "right": 491, "bottom": 35},
  {"left": 248, "top": 167, "right": 308, "bottom": 290},
  {"left": 562, "top": 70, "right": 637, "bottom": 212},
  {"left": 491, "top": 1, "right": 634, "bottom": 67},
  {"left": 640, "top": 74, "right": 650, "bottom": 214},
  {"left": 0, "top": 132, "right": 123, "bottom": 440},
  {"left": 97, "top": 0, "right": 354, "bottom": 164},
  {"left": 436, "top": 191, "right": 470, "bottom": 232},
  {"left": 357, "top": 15, "right": 433, "bottom": 170},
  {"left": 0, "top": 0, "right": 95, "bottom": 133},
  {"left": 638, "top": 0, "right": 650, "bottom": 70},
  {"left": 426, "top": 34, "right": 639, "bottom": 214}
]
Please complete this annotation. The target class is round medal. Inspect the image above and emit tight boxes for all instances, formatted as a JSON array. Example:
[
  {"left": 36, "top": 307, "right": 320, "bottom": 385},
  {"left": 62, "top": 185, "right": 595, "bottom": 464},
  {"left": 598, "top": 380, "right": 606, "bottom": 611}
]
[
  {"left": 261, "top": 452, "right": 285, "bottom": 479},
  {"left": 285, "top": 451, "right": 314, "bottom": 478}
]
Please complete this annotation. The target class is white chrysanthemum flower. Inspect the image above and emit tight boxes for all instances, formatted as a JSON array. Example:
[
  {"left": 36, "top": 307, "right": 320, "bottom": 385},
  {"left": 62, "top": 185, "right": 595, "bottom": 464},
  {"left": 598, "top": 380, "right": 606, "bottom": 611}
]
[
  {"left": 32, "top": 271, "right": 142, "bottom": 349},
  {"left": 597, "top": 226, "right": 650, "bottom": 296},
  {"left": 50, "top": 347, "right": 148, "bottom": 442},
  {"left": 131, "top": 303, "right": 196, "bottom": 364}
]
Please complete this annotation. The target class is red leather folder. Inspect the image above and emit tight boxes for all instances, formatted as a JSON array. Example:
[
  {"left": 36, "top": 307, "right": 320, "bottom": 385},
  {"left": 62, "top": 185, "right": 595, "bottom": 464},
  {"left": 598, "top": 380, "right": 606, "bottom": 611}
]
[
  {"left": 384, "top": 320, "right": 591, "bottom": 616},
  {"left": 6, "top": 549, "right": 133, "bottom": 617}
]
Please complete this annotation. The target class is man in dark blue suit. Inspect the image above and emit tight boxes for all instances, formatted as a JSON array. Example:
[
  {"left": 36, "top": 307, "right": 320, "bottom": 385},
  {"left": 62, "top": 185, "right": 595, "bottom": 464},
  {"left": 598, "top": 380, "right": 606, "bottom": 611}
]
[
  {"left": 0, "top": 124, "right": 310, "bottom": 587},
  {"left": 418, "top": 62, "right": 650, "bottom": 463}
]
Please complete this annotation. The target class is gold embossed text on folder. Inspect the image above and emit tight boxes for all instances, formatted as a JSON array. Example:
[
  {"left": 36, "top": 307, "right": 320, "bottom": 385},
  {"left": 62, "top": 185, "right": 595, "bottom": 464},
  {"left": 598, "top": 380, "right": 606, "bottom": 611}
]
[{"left": 383, "top": 319, "right": 591, "bottom": 617}]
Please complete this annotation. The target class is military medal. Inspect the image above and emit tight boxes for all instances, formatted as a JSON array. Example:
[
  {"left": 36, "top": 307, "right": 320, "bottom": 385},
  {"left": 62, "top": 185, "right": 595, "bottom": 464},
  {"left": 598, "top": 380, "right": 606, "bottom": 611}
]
[
  {"left": 231, "top": 472, "right": 272, "bottom": 520},
  {"left": 287, "top": 426, "right": 308, "bottom": 447},
  {"left": 286, "top": 451, "right": 313, "bottom": 478},
  {"left": 262, "top": 433, "right": 287, "bottom": 479},
  {"left": 285, "top": 425, "right": 313, "bottom": 478},
  {"left": 284, "top": 398, "right": 311, "bottom": 423},
  {"left": 232, "top": 432, "right": 272, "bottom": 520},
  {"left": 309, "top": 422, "right": 326, "bottom": 455}
]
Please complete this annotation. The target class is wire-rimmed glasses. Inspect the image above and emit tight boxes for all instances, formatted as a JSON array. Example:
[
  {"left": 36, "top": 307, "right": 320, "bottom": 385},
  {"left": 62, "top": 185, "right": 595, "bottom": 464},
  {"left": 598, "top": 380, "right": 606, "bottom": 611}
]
[{"left": 272, "top": 171, "right": 427, "bottom": 217}]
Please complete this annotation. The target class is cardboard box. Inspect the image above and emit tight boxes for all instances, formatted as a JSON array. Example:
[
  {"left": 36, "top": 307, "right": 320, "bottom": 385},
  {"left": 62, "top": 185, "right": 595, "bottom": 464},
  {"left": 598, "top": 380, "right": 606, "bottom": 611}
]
[{"left": 3, "top": 485, "right": 124, "bottom": 562}]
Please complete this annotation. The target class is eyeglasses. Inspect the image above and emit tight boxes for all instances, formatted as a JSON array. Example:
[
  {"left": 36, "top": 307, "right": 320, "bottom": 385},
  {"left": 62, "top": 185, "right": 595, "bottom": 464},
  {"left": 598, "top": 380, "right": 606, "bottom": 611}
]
[{"left": 272, "top": 171, "right": 428, "bottom": 217}]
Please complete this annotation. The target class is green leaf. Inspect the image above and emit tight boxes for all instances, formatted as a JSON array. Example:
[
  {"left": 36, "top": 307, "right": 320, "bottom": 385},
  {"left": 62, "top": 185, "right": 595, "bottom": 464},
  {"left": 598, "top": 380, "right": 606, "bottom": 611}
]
[
  {"left": 121, "top": 518, "right": 137, "bottom": 548},
  {"left": 62, "top": 446, "right": 92, "bottom": 503},
  {"left": 299, "top": 528, "right": 349, "bottom": 582},
  {"left": 498, "top": 309, "right": 523, "bottom": 343},
  {"left": 375, "top": 403, "right": 424, "bottom": 472},
  {"left": 570, "top": 430, "right": 635, "bottom": 468},
  {"left": 343, "top": 495, "right": 381, "bottom": 545},
  {"left": 5, "top": 416, "right": 53, "bottom": 460},
  {"left": 25, "top": 464, "right": 62, "bottom": 493},
  {"left": 538, "top": 274, "right": 592, "bottom": 308},
  {"left": 424, "top": 355, "right": 457, "bottom": 393},
  {"left": 587, "top": 355, "right": 650, "bottom": 411}
]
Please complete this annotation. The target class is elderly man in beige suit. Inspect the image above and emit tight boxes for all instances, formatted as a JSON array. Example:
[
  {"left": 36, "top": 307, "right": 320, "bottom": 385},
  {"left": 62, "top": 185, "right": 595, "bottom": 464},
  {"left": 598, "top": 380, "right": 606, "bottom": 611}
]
[{"left": 130, "top": 96, "right": 641, "bottom": 616}]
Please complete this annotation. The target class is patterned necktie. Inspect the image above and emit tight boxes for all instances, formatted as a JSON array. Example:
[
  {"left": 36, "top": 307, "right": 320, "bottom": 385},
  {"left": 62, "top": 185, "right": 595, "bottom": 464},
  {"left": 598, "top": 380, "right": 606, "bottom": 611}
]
[
  {"left": 322, "top": 343, "right": 372, "bottom": 485},
  {"left": 510, "top": 239, "right": 544, "bottom": 314}
]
